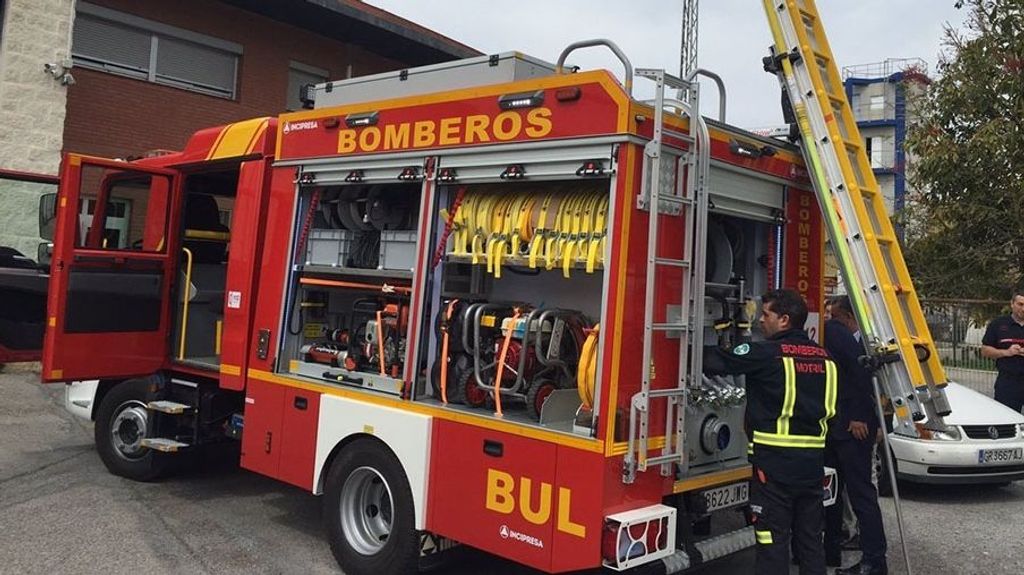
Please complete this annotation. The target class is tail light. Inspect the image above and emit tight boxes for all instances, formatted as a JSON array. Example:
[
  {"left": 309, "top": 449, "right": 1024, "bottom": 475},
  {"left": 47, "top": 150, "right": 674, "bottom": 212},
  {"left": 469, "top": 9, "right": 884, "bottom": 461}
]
[{"left": 601, "top": 516, "right": 669, "bottom": 564}]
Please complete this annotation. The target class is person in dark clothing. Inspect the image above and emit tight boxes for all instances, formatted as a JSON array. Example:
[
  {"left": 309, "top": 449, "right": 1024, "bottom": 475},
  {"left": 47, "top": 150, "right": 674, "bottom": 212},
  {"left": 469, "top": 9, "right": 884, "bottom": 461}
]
[
  {"left": 705, "top": 289, "right": 837, "bottom": 575},
  {"left": 981, "top": 291, "right": 1024, "bottom": 413},
  {"left": 823, "top": 296, "right": 888, "bottom": 575}
]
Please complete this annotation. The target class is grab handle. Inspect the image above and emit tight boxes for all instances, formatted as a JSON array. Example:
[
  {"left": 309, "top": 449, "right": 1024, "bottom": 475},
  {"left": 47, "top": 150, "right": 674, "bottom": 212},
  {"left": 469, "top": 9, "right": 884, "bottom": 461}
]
[{"left": 555, "top": 39, "right": 633, "bottom": 97}]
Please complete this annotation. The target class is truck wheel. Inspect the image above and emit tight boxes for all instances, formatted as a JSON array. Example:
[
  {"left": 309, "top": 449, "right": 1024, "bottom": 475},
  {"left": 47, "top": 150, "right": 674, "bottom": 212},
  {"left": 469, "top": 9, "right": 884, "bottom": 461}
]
[
  {"left": 94, "top": 377, "right": 166, "bottom": 481},
  {"left": 874, "top": 445, "right": 896, "bottom": 497},
  {"left": 325, "top": 438, "right": 418, "bottom": 575}
]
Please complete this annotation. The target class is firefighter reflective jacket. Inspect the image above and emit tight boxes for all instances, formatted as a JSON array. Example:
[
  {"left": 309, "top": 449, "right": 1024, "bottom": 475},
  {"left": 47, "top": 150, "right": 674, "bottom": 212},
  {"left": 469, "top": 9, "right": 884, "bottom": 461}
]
[{"left": 704, "top": 328, "right": 838, "bottom": 486}]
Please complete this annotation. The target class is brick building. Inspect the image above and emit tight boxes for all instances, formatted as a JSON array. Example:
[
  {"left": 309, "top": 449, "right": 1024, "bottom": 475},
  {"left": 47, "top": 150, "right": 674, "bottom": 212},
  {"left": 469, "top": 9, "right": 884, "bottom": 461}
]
[{"left": 0, "top": 0, "right": 478, "bottom": 257}]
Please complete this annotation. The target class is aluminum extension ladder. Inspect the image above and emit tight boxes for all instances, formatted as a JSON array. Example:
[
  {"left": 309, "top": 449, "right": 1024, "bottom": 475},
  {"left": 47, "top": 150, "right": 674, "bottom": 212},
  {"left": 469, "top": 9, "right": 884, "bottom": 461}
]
[
  {"left": 762, "top": 0, "right": 951, "bottom": 437},
  {"left": 624, "top": 69, "right": 711, "bottom": 483}
]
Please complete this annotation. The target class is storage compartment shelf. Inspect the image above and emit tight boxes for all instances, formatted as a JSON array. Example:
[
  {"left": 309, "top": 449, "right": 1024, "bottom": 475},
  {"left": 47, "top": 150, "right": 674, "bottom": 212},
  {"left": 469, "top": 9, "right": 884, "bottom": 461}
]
[
  {"left": 289, "top": 359, "right": 405, "bottom": 396},
  {"left": 445, "top": 253, "right": 603, "bottom": 273},
  {"left": 300, "top": 264, "right": 413, "bottom": 281}
]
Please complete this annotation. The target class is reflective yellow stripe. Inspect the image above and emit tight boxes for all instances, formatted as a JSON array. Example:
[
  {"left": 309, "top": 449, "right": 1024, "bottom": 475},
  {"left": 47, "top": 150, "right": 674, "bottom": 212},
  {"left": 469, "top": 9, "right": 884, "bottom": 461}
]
[
  {"left": 820, "top": 359, "right": 838, "bottom": 436},
  {"left": 752, "top": 430, "right": 825, "bottom": 448},
  {"left": 756, "top": 530, "right": 774, "bottom": 545},
  {"left": 777, "top": 357, "right": 797, "bottom": 435},
  {"left": 184, "top": 229, "right": 230, "bottom": 241}
]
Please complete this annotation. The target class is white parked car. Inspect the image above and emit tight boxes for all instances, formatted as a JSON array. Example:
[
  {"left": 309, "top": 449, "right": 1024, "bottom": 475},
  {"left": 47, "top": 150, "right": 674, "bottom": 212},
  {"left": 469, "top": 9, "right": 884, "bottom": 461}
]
[{"left": 882, "top": 382, "right": 1024, "bottom": 488}]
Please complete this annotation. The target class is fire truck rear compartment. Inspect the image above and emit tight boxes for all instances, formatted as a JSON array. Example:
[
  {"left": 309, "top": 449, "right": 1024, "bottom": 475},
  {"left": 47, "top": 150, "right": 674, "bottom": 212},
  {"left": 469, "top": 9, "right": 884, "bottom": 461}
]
[
  {"left": 281, "top": 181, "right": 421, "bottom": 395},
  {"left": 281, "top": 176, "right": 611, "bottom": 435}
]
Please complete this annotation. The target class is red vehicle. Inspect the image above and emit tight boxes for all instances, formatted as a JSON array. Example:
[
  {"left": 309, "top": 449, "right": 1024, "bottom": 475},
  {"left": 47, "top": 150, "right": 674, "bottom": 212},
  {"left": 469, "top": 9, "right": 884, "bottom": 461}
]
[
  {"left": 0, "top": 169, "right": 58, "bottom": 367},
  {"left": 42, "top": 43, "right": 831, "bottom": 574}
]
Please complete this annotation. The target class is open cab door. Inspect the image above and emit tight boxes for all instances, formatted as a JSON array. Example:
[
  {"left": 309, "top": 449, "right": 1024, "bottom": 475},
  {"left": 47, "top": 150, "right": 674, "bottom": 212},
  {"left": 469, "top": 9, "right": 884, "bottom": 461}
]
[{"left": 42, "top": 155, "right": 179, "bottom": 382}]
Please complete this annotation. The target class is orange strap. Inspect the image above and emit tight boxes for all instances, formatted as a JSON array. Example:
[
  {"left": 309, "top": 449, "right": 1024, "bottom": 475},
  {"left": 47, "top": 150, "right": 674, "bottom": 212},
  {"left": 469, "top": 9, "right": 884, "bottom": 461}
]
[
  {"left": 300, "top": 277, "right": 412, "bottom": 295},
  {"left": 439, "top": 299, "right": 459, "bottom": 404},
  {"left": 376, "top": 310, "right": 386, "bottom": 375},
  {"left": 493, "top": 308, "right": 521, "bottom": 418}
]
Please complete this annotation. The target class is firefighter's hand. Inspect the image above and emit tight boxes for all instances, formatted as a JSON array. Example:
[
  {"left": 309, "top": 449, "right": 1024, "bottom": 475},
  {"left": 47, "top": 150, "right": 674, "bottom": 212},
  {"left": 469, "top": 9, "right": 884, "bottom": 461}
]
[
  {"left": 848, "top": 420, "right": 870, "bottom": 440},
  {"left": 1009, "top": 344, "right": 1024, "bottom": 357}
]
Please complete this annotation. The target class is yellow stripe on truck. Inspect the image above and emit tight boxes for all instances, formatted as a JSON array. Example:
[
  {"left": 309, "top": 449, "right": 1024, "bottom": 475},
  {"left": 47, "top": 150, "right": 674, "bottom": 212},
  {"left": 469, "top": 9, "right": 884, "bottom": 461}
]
[{"left": 208, "top": 117, "right": 269, "bottom": 160}]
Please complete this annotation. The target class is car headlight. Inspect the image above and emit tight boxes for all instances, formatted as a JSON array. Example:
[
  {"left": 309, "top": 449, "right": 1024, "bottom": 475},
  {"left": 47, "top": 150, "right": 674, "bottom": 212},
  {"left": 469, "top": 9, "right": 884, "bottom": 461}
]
[
  {"left": 1018, "top": 423, "right": 1024, "bottom": 437},
  {"left": 931, "top": 427, "right": 962, "bottom": 441},
  {"left": 916, "top": 423, "right": 961, "bottom": 441}
]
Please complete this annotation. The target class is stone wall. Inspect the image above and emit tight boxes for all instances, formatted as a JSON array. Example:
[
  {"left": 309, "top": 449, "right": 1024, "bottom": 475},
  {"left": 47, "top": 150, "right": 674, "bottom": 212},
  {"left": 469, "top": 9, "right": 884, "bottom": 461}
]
[{"left": 0, "top": 0, "right": 74, "bottom": 258}]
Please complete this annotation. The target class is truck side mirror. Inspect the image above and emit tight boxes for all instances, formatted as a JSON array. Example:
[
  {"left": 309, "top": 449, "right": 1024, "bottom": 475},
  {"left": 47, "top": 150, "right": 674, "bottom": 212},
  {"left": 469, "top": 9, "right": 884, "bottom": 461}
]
[
  {"left": 39, "top": 193, "right": 57, "bottom": 241},
  {"left": 37, "top": 242, "right": 53, "bottom": 270}
]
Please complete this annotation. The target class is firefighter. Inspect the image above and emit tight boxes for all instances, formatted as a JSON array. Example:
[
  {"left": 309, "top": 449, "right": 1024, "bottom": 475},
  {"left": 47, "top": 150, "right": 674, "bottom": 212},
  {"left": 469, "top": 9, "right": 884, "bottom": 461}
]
[
  {"left": 704, "top": 288, "right": 837, "bottom": 575},
  {"left": 980, "top": 290, "right": 1024, "bottom": 414},
  {"left": 824, "top": 295, "right": 887, "bottom": 575}
]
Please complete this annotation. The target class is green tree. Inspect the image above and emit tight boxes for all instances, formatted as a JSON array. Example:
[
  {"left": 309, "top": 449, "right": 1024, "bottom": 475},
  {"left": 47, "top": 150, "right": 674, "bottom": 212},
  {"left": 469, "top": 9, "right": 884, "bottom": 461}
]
[{"left": 903, "top": 0, "right": 1024, "bottom": 299}]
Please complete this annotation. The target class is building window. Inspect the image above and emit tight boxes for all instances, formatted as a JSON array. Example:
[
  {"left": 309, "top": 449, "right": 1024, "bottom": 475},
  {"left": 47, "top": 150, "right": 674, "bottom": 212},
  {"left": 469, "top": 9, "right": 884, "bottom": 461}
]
[
  {"left": 72, "top": 2, "right": 241, "bottom": 99},
  {"left": 866, "top": 137, "right": 885, "bottom": 168},
  {"left": 869, "top": 95, "right": 885, "bottom": 112},
  {"left": 287, "top": 62, "right": 329, "bottom": 111}
]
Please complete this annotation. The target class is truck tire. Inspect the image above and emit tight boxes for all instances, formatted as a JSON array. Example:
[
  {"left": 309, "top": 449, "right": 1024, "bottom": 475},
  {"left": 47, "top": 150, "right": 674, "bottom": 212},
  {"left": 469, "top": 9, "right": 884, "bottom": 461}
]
[
  {"left": 94, "top": 377, "right": 167, "bottom": 481},
  {"left": 874, "top": 445, "right": 896, "bottom": 497},
  {"left": 325, "top": 438, "right": 418, "bottom": 575}
]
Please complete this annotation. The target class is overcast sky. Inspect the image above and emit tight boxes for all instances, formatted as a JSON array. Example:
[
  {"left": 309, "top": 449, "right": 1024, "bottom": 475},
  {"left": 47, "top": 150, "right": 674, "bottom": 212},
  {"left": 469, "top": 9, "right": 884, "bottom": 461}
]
[{"left": 363, "top": 1, "right": 968, "bottom": 129}]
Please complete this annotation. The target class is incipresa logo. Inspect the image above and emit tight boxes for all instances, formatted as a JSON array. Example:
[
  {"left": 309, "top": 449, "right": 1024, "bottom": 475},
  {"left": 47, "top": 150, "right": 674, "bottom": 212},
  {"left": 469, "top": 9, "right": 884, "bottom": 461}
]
[
  {"left": 498, "top": 524, "right": 544, "bottom": 548},
  {"left": 283, "top": 120, "right": 319, "bottom": 134}
]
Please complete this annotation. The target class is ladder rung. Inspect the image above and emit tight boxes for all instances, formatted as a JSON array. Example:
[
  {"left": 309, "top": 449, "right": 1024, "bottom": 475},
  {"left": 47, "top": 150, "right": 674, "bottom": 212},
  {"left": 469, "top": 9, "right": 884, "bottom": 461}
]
[
  {"left": 798, "top": 8, "right": 817, "bottom": 24},
  {"left": 654, "top": 195, "right": 690, "bottom": 206},
  {"left": 662, "top": 129, "right": 696, "bottom": 144},
  {"left": 643, "top": 453, "right": 682, "bottom": 467},
  {"left": 652, "top": 322, "right": 688, "bottom": 331},
  {"left": 876, "top": 235, "right": 897, "bottom": 245},
  {"left": 140, "top": 438, "right": 190, "bottom": 452},
  {"left": 811, "top": 50, "right": 832, "bottom": 66},
  {"left": 648, "top": 387, "right": 686, "bottom": 399},
  {"left": 654, "top": 257, "right": 690, "bottom": 268},
  {"left": 842, "top": 138, "right": 862, "bottom": 151}
]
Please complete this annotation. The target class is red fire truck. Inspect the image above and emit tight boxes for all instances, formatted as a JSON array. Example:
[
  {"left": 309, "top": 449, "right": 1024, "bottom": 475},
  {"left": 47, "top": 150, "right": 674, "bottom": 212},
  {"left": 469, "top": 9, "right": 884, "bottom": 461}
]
[{"left": 42, "top": 42, "right": 830, "bottom": 574}]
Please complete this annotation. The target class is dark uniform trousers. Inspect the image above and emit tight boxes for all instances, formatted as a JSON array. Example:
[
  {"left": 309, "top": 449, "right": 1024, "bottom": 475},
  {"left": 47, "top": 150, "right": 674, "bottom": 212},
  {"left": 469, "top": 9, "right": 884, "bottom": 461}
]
[
  {"left": 995, "top": 375, "right": 1024, "bottom": 414},
  {"left": 825, "top": 437, "right": 886, "bottom": 565},
  {"left": 751, "top": 466, "right": 825, "bottom": 575},
  {"left": 704, "top": 329, "right": 837, "bottom": 575}
]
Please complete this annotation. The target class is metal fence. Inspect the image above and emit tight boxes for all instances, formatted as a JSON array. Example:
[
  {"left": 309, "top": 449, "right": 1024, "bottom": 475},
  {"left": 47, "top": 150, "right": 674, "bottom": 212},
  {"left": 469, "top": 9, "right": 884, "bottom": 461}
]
[{"left": 921, "top": 298, "right": 1005, "bottom": 396}]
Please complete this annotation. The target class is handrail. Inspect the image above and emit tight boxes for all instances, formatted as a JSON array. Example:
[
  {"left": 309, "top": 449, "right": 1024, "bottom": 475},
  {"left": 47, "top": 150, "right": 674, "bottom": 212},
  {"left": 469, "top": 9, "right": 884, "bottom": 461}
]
[
  {"left": 686, "top": 68, "right": 727, "bottom": 123},
  {"left": 555, "top": 39, "right": 634, "bottom": 97},
  {"left": 178, "top": 247, "right": 193, "bottom": 360},
  {"left": 0, "top": 168, "right": 59, "bottom": 185}
]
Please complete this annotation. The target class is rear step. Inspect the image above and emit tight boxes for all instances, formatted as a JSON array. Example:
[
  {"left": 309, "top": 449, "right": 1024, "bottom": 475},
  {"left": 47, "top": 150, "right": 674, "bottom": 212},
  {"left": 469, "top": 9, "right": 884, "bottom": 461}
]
[
  {"left": 140, "top": 437, "right": 190, "bottom": 452},
  {"left": 147, "top": 400, "right": 193, "bottom": 414}
]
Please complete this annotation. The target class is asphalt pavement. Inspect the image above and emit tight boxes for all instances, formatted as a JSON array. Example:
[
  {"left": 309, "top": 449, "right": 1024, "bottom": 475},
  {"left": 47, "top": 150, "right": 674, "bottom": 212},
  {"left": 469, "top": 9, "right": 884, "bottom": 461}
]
[{"left": 2, "top": 364, "right": 1022, "bottom": 574}]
